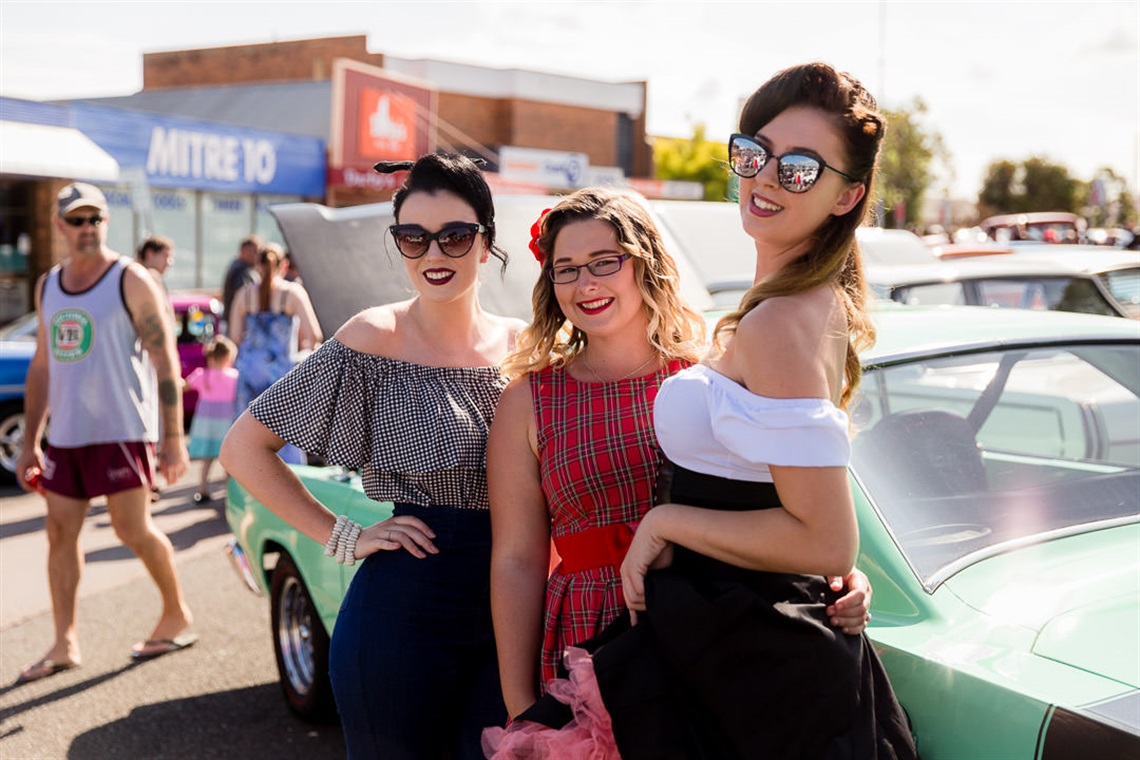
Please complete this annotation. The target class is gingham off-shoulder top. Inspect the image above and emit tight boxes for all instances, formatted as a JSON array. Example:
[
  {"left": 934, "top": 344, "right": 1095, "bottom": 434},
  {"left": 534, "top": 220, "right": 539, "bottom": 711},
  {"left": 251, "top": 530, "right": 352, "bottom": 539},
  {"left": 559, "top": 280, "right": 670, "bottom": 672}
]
[{"left": 248, "top": 338, "right": 507, "bottom": 509}]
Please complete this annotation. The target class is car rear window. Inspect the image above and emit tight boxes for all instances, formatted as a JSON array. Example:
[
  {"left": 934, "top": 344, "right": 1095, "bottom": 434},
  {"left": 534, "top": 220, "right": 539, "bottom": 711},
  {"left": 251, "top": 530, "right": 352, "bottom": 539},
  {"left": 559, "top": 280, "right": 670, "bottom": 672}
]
[{"left": 851, "top": 342, "right": 1140, "bottom": 588}]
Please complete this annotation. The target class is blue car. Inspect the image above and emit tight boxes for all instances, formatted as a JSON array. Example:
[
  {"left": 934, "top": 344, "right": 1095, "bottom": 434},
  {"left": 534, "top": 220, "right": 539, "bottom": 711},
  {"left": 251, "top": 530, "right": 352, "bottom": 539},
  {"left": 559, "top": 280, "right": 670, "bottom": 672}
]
[{"left": 0, "top": 312, "right": 36, "bottom": 483}]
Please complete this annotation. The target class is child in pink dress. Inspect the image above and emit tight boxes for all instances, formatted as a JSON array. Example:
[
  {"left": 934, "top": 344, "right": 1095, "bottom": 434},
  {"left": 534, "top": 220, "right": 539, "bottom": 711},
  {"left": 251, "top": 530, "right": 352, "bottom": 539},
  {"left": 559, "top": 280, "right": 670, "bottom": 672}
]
[{"left": 185, "top": 336, "right": 239, "bottom": 502}]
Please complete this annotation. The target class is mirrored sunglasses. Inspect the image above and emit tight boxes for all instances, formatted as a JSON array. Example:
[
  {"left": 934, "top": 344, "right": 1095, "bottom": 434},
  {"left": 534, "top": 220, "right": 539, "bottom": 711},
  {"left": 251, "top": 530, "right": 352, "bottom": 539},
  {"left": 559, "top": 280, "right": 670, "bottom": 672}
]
[
  {"left": 62, "top": 214, "right": 105, "bottom": 228},
  {"left": 548, "top": 254, "right": 631, "bottom": 284},
  {"left": 389, "top": 222, "right": 486, "bottom": 259},
  {"left": 728, "top": 133, "right": 858, "bottom": 194}
]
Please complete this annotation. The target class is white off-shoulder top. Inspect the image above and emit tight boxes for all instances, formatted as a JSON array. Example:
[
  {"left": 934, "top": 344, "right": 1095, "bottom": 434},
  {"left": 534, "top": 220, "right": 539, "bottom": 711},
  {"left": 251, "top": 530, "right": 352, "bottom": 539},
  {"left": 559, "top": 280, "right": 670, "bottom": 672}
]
[{"left": 653, "top": 363, "right": 850, "bottom": 483}]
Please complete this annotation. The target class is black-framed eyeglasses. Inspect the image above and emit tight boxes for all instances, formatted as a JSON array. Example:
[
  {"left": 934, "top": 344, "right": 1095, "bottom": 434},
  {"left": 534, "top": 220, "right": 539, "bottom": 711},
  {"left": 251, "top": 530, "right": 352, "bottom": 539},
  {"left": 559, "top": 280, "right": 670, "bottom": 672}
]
[
  {"left": 62, "top": 214, "right": 105, "bottom": 228},
  {"left": 548, "top": 254, "right": 631, "bottom": 285},
  {"left": 389, "top": 222, "right": 486, "bottom": 259},
  {"left": 728, "top": 133, "right": 859, "bottom": 193}
]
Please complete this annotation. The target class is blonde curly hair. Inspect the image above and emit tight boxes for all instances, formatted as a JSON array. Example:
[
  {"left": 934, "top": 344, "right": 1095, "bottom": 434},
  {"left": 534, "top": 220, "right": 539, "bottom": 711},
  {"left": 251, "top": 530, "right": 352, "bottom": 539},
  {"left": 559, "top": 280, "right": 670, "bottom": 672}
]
[{"left": 501, "top": 188, "right": 705, "bottom": 379}]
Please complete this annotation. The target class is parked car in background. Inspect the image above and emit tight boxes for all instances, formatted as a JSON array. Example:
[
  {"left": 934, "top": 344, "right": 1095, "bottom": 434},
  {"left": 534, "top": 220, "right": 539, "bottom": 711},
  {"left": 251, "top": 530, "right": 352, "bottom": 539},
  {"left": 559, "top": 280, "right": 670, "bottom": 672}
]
[
  {"left": 896, "top": 243, "right": 1140, "bottom": 319},
  {"left": 662, "top": 207, "right": 937, "bottom": 308},
  {"left": 650, "top": 199, "right": 935, "bottom": 272},
  {"left": 0, "top": 291, "right": 222, "bottom": 483},
  {"left": 0, "top": 312, "right": 37, "bottom": 482},
  {"left": 227, "top": 298, "right": 1140, "bottom": 754},
  {"left": 868, "top": 256, "right": 1137, "bottom": 319},
  {"left": 1004, "top": 246, "right": 1140, "bottom": 318},
  {"left": 979, "top": 211, "right": 1086, "bottom": 244},
  {"left": 1086, "top": 227, "right": 1136, "bottom": 248}
]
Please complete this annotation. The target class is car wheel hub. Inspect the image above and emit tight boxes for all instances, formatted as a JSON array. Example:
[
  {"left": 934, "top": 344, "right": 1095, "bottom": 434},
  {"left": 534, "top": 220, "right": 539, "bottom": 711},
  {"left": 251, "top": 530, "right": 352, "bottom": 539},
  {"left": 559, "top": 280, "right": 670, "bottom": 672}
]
[{"left": 277, "top": 575, "right": 316, "bottom": 696}]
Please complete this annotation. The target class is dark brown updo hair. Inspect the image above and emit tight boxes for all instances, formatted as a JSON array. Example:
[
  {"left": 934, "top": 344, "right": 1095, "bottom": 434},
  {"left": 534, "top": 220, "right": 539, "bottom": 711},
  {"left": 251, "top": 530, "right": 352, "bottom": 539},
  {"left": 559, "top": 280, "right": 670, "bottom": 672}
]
[
  {"left": 716, "top": 62, "right": 886, "bottom": 410},
  {"left": 390, "top": 152, "right": 507, "bottom": 274}
]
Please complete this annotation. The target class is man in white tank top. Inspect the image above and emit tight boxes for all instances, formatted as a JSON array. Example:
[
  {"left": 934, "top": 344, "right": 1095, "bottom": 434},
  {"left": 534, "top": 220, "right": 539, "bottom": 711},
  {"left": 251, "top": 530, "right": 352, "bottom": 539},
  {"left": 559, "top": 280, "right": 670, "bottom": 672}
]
[{"left": 13, "top": 183, "right": 196, "bottom": 684}]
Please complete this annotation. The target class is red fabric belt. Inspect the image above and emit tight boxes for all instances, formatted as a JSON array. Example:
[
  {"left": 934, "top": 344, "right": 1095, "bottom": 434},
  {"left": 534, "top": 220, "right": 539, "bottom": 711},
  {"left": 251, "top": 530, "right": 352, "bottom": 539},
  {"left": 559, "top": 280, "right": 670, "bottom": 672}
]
[{"left": 553, "top": 523, "right": 636, "bottom": 574}]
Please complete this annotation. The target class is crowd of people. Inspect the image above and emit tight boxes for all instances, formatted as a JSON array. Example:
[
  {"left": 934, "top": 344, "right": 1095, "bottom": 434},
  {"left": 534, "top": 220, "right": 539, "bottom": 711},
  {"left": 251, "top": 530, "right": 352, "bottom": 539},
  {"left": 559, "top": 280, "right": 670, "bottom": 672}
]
[{"left": 16, "top": 61, "right": 922, "bottom": 759}]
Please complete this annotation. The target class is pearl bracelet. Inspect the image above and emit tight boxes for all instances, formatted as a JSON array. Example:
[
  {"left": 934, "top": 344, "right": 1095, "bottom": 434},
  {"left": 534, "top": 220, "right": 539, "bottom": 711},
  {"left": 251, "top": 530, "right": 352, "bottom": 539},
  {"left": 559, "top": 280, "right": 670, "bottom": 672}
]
[
  {"left": 343, "top": 522, "right": 362, "bottom": 567},
  {"left": 334, "top": 518, "right": 363, "bottom": 565},
  {"left": 323, "top": 514, "right": 349, "bottom": 556}
]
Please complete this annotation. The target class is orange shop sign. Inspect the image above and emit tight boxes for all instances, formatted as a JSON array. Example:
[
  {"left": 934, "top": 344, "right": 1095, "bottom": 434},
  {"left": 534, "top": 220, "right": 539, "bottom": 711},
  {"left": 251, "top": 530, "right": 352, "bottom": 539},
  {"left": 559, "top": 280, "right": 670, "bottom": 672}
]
[
  {"left": 357, "top": 88, "right": 417, "bottom": 161},
  {"left": 331, "top": 59, "right": 435, "bottom": 169}
]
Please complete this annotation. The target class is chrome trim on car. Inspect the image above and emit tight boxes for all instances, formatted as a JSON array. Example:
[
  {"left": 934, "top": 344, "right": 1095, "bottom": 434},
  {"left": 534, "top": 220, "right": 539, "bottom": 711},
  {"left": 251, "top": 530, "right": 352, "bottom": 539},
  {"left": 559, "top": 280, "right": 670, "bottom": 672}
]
[
  {"left": 863, "top": 335, "right": 1138, "bottom": 372},
  {"left": 927, "top": 514, "right": 1140, "bottom": 591},
  {"left": 225, "top": 538, "right": 264, "bottom": 595}
]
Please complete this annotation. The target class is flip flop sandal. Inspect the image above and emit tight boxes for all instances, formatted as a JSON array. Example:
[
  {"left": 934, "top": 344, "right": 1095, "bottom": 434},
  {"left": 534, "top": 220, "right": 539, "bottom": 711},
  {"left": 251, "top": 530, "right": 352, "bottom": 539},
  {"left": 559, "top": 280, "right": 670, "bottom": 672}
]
[
  {"left": 15, "top": 659, "right": 79, "bottom": 685},
  {"left": 130, "top": 633, "right": 199, "bottom": 661}
]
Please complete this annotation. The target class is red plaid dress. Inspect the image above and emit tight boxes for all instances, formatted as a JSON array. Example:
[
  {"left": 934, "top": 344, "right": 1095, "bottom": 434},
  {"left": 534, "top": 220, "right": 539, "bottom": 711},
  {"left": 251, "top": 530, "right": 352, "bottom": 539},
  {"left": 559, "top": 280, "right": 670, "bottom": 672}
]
[{"left": 530, "top": 359, "right": 690, "bottom": 688}]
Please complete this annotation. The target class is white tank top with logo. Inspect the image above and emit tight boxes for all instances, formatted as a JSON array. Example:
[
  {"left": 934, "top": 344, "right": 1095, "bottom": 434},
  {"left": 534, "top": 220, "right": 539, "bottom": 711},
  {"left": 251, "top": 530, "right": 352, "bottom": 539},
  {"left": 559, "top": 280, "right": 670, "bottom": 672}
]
[{"left": 42, "top": 257, "right": 158, "bottom": 447}]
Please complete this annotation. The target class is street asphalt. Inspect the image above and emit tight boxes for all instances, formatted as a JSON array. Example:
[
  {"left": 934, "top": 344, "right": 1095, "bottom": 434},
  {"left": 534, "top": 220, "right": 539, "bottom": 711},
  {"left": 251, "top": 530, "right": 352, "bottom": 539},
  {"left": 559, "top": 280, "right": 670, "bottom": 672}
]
[{"left": 0, "top": 466, "right": 346, "bottom": 758}]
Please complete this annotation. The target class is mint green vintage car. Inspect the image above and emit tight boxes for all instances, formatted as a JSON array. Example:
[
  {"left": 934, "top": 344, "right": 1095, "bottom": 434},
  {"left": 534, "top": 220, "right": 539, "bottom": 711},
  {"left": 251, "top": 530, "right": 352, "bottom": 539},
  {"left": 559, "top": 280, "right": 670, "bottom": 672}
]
[{"left": 225, "top": 199, "right": 1139, "bottom": 756}]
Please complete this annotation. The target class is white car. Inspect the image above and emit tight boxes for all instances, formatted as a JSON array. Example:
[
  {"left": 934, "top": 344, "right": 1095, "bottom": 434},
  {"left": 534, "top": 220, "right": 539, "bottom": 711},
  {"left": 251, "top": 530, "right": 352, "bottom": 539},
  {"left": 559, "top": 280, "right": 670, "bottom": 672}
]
[
  {"left": 646, "top": 199, "right": 937, "bottom": 309},
  {"left": 892, "top": 243, "right": 1140, "bottom": 319}
]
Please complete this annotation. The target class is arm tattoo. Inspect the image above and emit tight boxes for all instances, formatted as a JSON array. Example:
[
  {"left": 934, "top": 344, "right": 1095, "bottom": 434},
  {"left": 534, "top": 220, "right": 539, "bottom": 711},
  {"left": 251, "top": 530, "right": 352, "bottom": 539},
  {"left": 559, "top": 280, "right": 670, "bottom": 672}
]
[
  {"left": 139, "top": 312, "right": 167, "bottom": 352},
  {"left": 158, "top": 378, "right": 180, "bottom": 407}
]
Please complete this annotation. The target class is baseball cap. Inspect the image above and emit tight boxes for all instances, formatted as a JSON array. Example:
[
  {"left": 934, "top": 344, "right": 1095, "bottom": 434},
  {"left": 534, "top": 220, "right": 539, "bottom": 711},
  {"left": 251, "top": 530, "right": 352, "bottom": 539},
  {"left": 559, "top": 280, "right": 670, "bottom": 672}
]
[{"left": 57, "top": 182, "right": 108, "bottom": 216}]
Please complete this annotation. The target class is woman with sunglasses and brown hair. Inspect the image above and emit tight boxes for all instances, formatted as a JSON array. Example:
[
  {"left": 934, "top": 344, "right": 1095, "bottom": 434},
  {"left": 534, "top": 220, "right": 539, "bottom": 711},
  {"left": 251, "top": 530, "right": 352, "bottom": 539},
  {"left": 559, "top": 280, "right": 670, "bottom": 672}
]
[
  {"left": 485, "top": 181, "right": 886, "bottom": 758},
  {"left": 607, "top": 62, "right": 914, "bottom": 758},
  {"left": 221, "top": 153, "right": 524, "bottom": 759}
]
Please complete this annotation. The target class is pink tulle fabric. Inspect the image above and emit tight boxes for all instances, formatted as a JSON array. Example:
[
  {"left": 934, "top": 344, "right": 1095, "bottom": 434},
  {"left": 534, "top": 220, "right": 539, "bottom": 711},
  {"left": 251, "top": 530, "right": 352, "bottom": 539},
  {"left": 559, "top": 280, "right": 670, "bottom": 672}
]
[{"left": 482, "top": 647, "right": 620, "bottom": 759}]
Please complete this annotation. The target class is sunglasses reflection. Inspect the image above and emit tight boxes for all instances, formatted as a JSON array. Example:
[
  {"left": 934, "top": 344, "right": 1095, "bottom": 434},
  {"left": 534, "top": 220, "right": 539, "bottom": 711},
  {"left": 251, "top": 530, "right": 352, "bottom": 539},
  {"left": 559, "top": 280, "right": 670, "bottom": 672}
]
[
  {"left": 728, "top": 133, "right": 857, "bottom": 193},
  {"left": 389, "top": 222, "right": 485, "bottom": 259}
]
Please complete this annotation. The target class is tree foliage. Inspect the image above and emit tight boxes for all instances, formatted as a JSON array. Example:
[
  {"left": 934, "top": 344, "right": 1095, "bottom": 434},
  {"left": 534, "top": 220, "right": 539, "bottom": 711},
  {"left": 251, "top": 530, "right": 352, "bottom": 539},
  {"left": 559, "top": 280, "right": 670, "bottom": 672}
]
[
  {"left": 878, "top": 98, "right": 949, "bottom": 229},
  {"left": 977, "top": 156, "right": 1080, "bottom": 218},
  {"left": 653, "top": 124, "right": 729, "bottom": 202}
]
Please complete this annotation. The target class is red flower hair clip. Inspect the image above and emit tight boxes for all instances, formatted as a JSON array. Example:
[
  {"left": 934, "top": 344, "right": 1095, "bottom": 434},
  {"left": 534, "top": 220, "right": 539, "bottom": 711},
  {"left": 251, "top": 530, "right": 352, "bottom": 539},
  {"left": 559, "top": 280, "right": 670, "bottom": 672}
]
[{"left": 529, "top": 208, "right": 552, "bottom": 263}]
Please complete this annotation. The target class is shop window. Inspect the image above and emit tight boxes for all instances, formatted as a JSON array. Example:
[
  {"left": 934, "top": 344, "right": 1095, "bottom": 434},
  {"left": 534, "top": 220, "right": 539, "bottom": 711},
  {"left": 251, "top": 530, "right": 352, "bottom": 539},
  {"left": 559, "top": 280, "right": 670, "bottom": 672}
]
[{"left": 149, "top": 189, "right": 199, "bottom": 291}]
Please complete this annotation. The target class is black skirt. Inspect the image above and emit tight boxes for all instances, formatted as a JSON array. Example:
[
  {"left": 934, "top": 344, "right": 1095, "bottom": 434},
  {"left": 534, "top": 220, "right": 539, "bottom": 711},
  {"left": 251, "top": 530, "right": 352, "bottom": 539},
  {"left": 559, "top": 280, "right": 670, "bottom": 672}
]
[{"left": 524, "top": 463, "right": 918, "bottom": 760}]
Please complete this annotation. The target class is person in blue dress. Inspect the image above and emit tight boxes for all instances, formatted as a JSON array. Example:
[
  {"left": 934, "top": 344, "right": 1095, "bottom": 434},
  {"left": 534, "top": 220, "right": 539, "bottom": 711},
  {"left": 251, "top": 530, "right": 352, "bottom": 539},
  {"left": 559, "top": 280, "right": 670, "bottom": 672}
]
[{"left": 228, "top": 242, "right": 322, "bottom": 464}]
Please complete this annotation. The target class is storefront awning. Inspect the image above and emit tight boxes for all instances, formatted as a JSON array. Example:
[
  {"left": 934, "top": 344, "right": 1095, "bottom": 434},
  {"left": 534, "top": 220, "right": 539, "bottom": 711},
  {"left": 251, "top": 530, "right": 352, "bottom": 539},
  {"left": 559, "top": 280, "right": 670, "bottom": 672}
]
[{"left": 0, "top": 120, "right": 120, "bottom": 182}]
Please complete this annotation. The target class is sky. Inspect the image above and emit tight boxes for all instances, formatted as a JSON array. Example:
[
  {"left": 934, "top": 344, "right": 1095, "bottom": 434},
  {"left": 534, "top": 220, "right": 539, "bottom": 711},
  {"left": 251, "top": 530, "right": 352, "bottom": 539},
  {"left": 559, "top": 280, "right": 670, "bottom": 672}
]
[{"left": 1, "top": 0, "right": 1137, "bottom": 200}]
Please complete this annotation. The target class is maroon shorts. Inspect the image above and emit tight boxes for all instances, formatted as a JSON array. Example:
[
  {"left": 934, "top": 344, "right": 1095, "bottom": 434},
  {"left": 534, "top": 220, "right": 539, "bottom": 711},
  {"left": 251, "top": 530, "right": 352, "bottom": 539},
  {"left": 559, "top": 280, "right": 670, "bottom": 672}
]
[{"left": 41, "top": 441, "right": 156, "bottom": 499}]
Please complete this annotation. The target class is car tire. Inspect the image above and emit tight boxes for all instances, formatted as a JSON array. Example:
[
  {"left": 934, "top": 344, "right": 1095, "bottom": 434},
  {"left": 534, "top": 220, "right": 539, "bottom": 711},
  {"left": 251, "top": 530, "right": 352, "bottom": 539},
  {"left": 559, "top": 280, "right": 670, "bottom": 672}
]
[
  {"left": 269, "top": 552, "right": 337, "bottom": 722},
  {"left": 0, "top": 401, "right": 25, "bottom": 484}
]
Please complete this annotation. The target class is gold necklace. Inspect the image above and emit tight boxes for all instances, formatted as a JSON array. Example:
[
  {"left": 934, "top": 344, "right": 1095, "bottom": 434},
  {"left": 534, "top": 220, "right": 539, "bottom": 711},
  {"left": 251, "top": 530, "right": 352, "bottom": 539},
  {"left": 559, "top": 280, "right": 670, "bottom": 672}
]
[{"left": 580, "top": 351, "right": 659, "bottom": 383}]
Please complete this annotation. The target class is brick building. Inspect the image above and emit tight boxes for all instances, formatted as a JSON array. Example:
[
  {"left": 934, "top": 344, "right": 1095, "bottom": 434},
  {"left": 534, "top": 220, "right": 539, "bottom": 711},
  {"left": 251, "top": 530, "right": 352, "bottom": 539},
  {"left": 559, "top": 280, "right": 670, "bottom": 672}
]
[
  {"left": 84, "top": 34, "right": 652, "bottom": 206},
  {"left": 0, "top": 35, "right": 669, "bottom": 315}
]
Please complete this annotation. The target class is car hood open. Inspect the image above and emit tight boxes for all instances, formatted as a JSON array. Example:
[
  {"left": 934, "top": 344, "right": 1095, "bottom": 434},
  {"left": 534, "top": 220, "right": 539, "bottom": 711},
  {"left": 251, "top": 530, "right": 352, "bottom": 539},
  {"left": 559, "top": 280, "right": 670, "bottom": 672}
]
[
  {"left": 270, "top": 193, "right": 714, "bottom": 338},
  {"left": 944, "top": 521, "right": 1140, "bottom": 688}
]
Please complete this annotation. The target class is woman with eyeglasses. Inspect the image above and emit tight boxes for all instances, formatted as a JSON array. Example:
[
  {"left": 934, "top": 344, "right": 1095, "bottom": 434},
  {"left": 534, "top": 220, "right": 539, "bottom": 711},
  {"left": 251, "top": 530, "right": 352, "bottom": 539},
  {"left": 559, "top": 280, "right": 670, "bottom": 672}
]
[
  {"left": 485, "top": 180, "right": 888, "bottom": 757},
  {"left": 221, "top": 153, "right": 524, "bottom": 759},
  {"left": 486, "top": 188, "right": 704, "bottom": 724}
]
